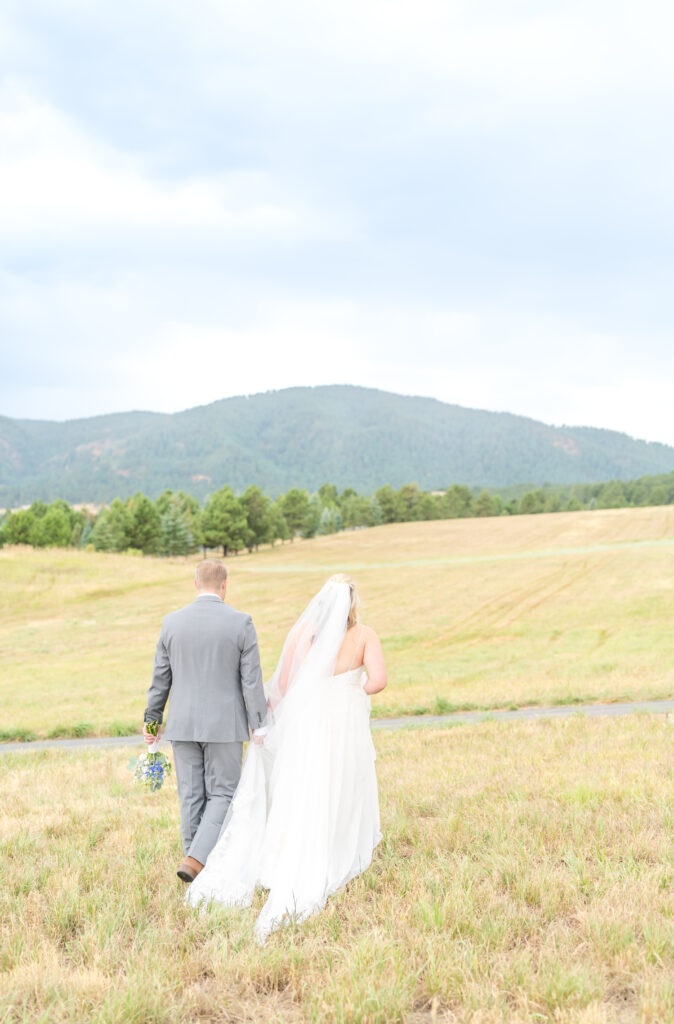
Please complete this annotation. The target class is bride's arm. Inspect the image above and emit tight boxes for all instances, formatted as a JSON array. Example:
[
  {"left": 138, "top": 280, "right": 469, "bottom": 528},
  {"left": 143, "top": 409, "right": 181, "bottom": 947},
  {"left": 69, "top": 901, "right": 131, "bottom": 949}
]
[
  {"left": 362, "top": 627, "right": 387, "bottom": 694},
  {"left": 264, "top": 618, "right": 315, "bottom": 708},
  {"left": 268, "top": 621, "right": 311, "bottom": 709},
  {"left": 276, "top": 631, "right": 299, "bottom": 698}
]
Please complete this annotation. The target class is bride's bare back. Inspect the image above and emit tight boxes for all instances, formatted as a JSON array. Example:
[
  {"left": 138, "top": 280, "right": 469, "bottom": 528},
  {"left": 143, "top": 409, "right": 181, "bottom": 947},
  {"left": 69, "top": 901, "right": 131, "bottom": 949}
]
[{"left": 334, "top": 624, "right": 387, "bottom": 694}]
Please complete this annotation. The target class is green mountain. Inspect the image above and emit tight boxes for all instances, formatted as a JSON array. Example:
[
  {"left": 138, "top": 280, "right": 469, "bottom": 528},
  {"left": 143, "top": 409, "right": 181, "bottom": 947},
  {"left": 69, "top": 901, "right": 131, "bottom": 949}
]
[{"left": 1, "top": 386, "right": 673, "bottom": 505}]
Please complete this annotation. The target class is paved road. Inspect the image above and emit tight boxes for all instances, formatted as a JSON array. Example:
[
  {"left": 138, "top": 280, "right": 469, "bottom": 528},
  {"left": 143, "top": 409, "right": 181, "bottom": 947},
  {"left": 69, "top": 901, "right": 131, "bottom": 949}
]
[
  {"left": 1, "top": 699, "right": 672, "bottom": 756},
  {"left": 369, "top": 698, "right": 674, "bottom": 731}
]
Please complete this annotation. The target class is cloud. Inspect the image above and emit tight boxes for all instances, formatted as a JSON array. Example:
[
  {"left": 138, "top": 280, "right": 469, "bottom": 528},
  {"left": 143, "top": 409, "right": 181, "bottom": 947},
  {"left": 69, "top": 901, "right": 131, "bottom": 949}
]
[
  {"left": 1, "top": 0, "right": 674, "bottom": 450},
  {"left": 184, "top": 0, "right": 674, "bottom": 150},
  {"left": 0, "top": 84, "right": 358, "bottom": 248},
  {"left": 4, "top": 273, "right": 669, "bottom": 448}
]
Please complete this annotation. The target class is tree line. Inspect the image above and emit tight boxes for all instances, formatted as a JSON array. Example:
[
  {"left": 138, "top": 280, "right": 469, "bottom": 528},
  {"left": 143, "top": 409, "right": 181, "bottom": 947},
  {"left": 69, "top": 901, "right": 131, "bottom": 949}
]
[{"left": 3, "top": 470, "right": 674, "bottom": 555}]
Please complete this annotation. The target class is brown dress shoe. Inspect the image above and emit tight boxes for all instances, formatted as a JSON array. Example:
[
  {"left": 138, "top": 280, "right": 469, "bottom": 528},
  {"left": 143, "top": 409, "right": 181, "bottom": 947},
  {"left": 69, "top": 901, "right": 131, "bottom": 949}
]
[{"left": 177, "top": 856, "right": 204, "bottom": 883}]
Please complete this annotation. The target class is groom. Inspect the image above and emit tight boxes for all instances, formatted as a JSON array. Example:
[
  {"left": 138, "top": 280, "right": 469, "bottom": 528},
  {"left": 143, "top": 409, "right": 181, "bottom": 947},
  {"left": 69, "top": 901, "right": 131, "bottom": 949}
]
[{"left": 143, "top": 559, "right": 268, "bottom": 883}]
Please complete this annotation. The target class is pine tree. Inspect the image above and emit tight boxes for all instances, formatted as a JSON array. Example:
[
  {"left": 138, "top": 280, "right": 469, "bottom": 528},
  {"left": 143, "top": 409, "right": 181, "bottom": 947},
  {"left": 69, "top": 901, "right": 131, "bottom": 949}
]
[
  {"left": 29, "top": 507, "right": 72, "bottom": 546},
  {"left": 318, "top": 483, "right": 339, "bottom": 506},
  {"left": 126, "top": 493, "right": 161, "bottom": 554},
  {"left": 159, "top": 501, "right": 194, "bottom": 556},
  {"left": 2, "top": 509, "right": 37, "bottom": 545},
  {"left": 155, "top": 490, "right": 175, "bottom": 516},
  {"left": 302, "top": 496, "right": 322, "bottom": 538},
  {"left": 241, "top": 486, "right": 272, "bottom": 550},
  {"left": 474, "top": 490, "right": 495, "bottom": 517},
  {"left": 202, "top": 487, "right": 248, "bottom": 556},
  {"left": 270, "top": 502, "right": 290, "bottom": 545},
  {"left": 279, "top": 489, "right": 310, "bottom": 540},
  {"left": 369, "top": 497, "right": 382, "bottom": 526},
  {"left": 440, "top": 484, "right": 473, "bottom": 518},
  {"left": 374, "top": 485, "right": 400, "bottom": 523},
  {"left": 90, "top": 499, "right": 131, "bottom": 551},
  {"left": 318, "top": 506, "right": 335, "bottom": 535},
  {"left": 89, "top": 515, "right": 116, "bottom": 551}
]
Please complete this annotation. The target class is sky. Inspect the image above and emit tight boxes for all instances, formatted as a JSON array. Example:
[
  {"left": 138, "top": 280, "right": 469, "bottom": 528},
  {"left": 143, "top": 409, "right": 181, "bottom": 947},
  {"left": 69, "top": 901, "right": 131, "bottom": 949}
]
[{"left": 1, "top": 0, "right": 674, "bottom": 443}]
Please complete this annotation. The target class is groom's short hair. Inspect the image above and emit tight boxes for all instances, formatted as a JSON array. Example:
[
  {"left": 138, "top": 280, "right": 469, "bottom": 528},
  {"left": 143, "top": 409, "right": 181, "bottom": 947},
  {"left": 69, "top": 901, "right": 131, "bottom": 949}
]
[{"left": 195, "top": 559, "right": 228, "bottom": 591}]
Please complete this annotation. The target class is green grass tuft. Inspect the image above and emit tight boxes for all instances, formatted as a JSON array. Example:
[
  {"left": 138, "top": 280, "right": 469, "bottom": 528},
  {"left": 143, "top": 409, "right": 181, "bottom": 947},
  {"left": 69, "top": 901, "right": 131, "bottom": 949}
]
[
  {"left": 107, "top": 720, "right": 139, "bottom": 737},
  {"left": 46, "top": 722, "right": 95, "bottom": 740},
  {"left": 0, "top": 727, "right": 38, "bottom": 742}
]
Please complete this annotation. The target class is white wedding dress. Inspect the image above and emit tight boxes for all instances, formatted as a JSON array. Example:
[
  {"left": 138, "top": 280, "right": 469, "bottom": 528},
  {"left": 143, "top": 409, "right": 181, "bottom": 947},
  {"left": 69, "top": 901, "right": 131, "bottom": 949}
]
[{"left": 185, "top": 581, "right": 382, "bottom": 941}]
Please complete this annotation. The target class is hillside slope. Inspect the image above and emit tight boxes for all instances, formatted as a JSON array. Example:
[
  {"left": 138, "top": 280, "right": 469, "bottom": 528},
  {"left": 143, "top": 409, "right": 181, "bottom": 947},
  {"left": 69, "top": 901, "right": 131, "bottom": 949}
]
[{"left": 1, "top": 386, "right": 673, "bottom": 503}]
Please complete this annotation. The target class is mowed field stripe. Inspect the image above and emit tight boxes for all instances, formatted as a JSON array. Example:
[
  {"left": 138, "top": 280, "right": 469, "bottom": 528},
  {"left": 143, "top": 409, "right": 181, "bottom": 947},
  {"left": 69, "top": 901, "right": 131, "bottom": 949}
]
[{"left": 235, "top": 537, "right": 674, "bottom": 572}]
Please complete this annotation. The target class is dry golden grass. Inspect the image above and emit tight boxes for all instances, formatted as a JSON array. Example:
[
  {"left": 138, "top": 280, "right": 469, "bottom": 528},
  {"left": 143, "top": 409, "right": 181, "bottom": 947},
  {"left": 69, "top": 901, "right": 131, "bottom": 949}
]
[
  {"left": 1, "top": 716, "right": 673, "bottom": 1023},
  {"left": 2, "top": 506, "right": 674, "bottom": 736}
]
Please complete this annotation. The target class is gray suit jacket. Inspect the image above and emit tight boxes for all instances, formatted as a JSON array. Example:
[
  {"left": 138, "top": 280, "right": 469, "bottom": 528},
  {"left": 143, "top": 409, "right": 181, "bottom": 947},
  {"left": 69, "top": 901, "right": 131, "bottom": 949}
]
[{"left": 144, "top": 595, "right": 268, "bottom": 742}]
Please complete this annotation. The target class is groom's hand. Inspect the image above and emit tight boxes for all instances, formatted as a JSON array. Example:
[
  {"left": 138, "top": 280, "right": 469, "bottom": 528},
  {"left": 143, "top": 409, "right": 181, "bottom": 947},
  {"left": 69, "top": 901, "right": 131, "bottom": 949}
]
[
  {"left": 252, "top": 728, "right": 266, "bottom": 746},
  {"left": 143, "top": 724, "right": 161, "bottom": 745}
]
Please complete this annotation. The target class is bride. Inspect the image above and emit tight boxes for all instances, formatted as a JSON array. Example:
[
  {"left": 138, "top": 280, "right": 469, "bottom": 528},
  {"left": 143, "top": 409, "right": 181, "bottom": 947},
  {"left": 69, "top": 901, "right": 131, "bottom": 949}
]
[{"left": 186, "top": 573, "right": 387, "bottom": 941}]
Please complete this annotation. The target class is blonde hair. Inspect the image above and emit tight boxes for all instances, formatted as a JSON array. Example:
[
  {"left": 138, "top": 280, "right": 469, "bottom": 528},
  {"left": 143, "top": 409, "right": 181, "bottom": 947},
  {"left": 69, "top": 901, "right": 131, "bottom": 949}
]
[
  {"left": 329, "top": 573, "right": 360, "bottom": 629},
  {"left": 195, "top": 558, "right": 228, "bottom": 591}
]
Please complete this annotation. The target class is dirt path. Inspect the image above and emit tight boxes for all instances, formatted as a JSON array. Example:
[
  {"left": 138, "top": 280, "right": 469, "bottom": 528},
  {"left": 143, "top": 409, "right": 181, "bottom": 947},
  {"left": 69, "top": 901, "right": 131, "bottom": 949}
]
[{"left": 1, "top": 699, "right": 672, "bottom": 756}]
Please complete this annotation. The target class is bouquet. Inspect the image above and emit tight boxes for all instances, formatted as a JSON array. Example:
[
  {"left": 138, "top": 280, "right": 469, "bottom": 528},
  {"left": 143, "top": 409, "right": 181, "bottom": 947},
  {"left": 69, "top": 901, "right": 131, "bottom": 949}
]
[{"left": 129, "top": 721, "right": 172, "bottom": 792}]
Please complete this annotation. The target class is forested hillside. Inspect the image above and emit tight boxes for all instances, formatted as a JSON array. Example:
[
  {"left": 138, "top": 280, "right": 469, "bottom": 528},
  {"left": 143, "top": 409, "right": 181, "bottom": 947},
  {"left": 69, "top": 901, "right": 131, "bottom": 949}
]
[{"left": 1, "top": 386, "right": 673, "bottom": 506}]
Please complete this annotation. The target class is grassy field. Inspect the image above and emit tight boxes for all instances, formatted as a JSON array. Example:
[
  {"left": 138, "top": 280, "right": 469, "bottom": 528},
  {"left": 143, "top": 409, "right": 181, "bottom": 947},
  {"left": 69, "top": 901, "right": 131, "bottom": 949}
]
[
  {"left": 2, "top": 507, "right": 674, "bottom": 738},
  {"left": 1, "top": 715, "right": 673, "bottom": 1023}
]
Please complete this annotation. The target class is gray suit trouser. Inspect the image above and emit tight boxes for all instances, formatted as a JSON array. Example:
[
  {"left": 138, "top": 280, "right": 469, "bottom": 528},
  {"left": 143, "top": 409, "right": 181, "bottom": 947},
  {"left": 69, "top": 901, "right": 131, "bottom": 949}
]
[{"left": 172, "top": 741, "right": 243, "bottom": 866}]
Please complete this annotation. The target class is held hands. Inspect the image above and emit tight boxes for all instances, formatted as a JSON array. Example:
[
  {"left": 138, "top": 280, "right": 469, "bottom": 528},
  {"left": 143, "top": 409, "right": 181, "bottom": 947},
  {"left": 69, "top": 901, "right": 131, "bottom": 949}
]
[{"left": 252, "top": 725, "right": 268, "bottom": 746}]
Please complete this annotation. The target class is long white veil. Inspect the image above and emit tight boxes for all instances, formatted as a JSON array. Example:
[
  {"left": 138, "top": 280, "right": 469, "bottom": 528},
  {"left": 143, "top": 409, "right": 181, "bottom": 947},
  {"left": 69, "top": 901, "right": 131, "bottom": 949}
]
[
  {"left": 186, "top": 579, "right": 354, "bottom": 932},
  {"left": 265, "top": 579, "right": 351, "bottom": 718}
]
